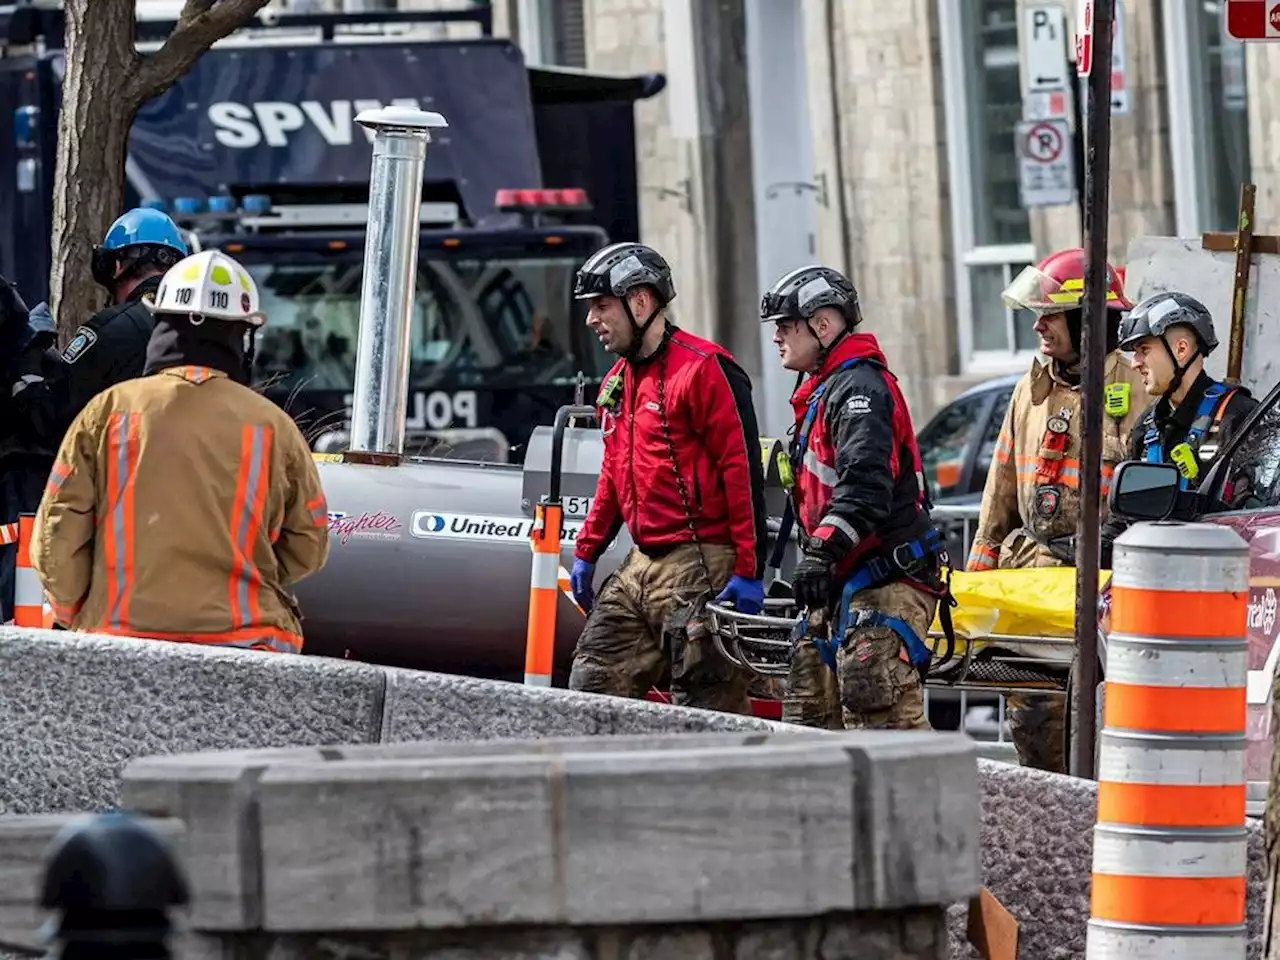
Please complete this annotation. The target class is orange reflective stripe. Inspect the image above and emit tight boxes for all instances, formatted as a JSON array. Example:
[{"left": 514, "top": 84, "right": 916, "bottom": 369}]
[
  {"left": 306, "top": 493, "right": 327, "bottom": 527},
  {"left": 1103, "top": 682, "right": 1246, "bottom": 734},
  {"left": 967, "top": 543, "right": 998, "bottom": 571},
  {"left": 44, "top": 461, "right": 71, "bottom": 498},
  {"left": 1090, "top": 874, "right": 1246, "bottom": 927},
  {"left": 94, "top": 623, "right": 302, "bottom": 653},
  {"left": 1109, "top": 586, "right": 1247, "bottom": 638},
  {"left": 1097, "top": 781, "right": 1246, "bottom": 829},
  {"left": 993, "top": 431, "right": 1013, "bottom": 464},
  {"left": 103, "top": 413, "right": 141, "bottom": 632},
  {"left": 48, "top": 597, "right": 82, "bottom": 625},
  {"left": 166, "top": 365, "right": 220, "bottom": 385},
  {"left": 1015, "top": 459, "right": 1081, "bottom": 489},
  {"left": 228, "top": 425, "right": 273, "bottom": 629}
]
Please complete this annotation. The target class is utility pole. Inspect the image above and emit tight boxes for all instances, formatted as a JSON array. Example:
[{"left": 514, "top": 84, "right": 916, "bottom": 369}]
[{"left": 1070, "top": 0, "right": 1113, "bottom": 781}]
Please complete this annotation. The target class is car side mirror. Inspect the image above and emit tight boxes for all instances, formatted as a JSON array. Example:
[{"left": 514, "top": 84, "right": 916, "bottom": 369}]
[{"left": 1108, "top": 460, "right": 1180, "bottom": 521}]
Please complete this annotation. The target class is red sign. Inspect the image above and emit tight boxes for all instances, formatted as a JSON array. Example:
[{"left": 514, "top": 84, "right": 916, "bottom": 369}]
[
  {"left": 1225, "top": 0, "right": 1280, "bottom": 40},
  {"left": 1076, "top": 0, "right": 1093, "bottom": 75}
]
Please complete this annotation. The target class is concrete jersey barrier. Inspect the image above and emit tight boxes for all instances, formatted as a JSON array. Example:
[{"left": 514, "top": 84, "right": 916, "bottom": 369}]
[
  {"left": 115, "top": 731, "right": 981, "bottom": 959},
  {"left": 0, "top": 627, "right": 789, "bottom": 816}
]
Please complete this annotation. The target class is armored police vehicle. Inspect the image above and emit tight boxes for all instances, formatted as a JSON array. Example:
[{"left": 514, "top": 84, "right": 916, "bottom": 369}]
[{"left": 0, "top": 1, "right": 665, "bottom": 462}]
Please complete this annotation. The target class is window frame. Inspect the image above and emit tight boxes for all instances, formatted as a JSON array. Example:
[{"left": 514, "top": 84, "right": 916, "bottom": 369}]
[
  {"left": 516, "top": 0, "right": 585, "bottom": 68},
  {"left": 938, "top": 0, "right": 1039, "bottom": 375},
  {"left": 1162, "top": 0, "right": 1251, "bottom": 236}
]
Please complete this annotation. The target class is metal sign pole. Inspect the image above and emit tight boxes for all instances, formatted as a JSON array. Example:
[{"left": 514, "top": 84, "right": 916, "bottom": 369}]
[{"left": 1071, "top": 0, "right": 1114, "bottom": 781}]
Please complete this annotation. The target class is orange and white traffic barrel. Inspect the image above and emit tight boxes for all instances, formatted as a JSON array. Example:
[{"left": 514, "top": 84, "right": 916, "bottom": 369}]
[
  {"left": 1088, "top": 521, "right": 1249, "bottom": 958},
  {"left": 524, "top": 500, "right": 564, "bottom": 686},
  {"left": 14, "top": 513, "right": 53, "bottom": 628}
]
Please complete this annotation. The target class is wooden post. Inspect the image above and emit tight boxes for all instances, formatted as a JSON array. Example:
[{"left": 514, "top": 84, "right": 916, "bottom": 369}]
[{"left": 1200, "top": 182, "right": 1280, "bottom": 386}]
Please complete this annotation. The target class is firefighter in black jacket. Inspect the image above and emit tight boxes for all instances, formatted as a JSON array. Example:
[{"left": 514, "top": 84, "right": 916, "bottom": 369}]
[{"left": 58, "top": 208, "right": 189, "bottom": 428}]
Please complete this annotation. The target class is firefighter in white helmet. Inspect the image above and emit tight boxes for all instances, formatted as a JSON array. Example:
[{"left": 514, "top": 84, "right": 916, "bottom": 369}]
[{"left": 30, "top": 250, "right": 331, "bottom": 651}]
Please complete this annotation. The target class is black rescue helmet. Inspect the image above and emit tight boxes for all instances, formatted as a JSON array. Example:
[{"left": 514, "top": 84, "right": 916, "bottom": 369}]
[
  {"left": 760, "top": 265, "right": 859, "bottom": 326},
  {"left": 1118, "top": 291, "right": 1219, "bottom": 355},
  {"left": 573, "top": 242, "right": 676, "bottom": 306}
]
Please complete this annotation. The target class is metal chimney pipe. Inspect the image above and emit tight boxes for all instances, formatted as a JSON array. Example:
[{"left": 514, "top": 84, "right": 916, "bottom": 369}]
[{"left": 348, "top": 105, "right": 448, "bottom": 456}]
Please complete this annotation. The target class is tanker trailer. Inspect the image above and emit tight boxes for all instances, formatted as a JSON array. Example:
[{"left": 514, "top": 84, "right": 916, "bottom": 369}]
[{"left": 295, "top": 424, "right": 795, "bottom": 683}]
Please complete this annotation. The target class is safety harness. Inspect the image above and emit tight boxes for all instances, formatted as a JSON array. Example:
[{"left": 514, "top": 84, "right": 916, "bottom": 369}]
[
  {"left": 784, "top": 357, "right": 956, "bottom": 679},
  {"left": 1142, "top": 382, "right": 1236, "bottom": 490}
]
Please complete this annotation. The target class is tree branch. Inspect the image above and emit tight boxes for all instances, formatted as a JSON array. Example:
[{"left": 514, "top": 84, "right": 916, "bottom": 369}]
[{"left": 128, "top": 0, "right": 272, "bottom": 107}]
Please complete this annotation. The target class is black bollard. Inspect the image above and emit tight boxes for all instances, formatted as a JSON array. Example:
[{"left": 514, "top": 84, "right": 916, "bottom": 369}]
[{"left": 39, "top": 812, "right": 189, "bottom": 959}]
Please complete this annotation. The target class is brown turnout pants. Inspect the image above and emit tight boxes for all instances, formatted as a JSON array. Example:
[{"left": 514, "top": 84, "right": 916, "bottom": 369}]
[
  {"left": 567, "top": 543, "right": 753, "bottom": 715},
  {"left": 783, "top": 579, "right": 936, "bottom": 731}
]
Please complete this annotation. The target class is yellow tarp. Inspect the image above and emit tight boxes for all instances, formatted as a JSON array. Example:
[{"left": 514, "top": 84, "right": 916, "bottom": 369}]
[{"left": 928, "top": 567, "right": 1112, "bottom": 646}]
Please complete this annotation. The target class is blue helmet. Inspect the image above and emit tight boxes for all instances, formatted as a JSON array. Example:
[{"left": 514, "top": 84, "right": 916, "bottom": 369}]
[{"left": 100, "top": 208, "right": 188, "bottom": 256}]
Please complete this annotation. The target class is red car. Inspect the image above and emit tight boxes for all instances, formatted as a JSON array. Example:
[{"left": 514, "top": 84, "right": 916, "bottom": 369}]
[{"left": 1106, "top": 382, "right": 1280, "bottom": 816}]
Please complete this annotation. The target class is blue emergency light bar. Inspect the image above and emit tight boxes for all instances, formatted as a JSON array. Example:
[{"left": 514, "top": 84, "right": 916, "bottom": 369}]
[{"left": 142, "top": 194, "right": 274, "bottom": 217}]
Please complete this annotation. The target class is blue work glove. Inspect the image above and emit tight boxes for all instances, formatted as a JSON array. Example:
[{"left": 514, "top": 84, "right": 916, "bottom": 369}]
[
  {"left": 715, "top": 575, "right": 765, "bottom": 615},
  {"left": 570, "top": 558, "right": 596, "bottom": 613}
]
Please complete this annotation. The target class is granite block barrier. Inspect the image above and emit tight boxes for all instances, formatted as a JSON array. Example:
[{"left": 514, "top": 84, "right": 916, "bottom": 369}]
[
  {"left": 111, "top": 730, "right": 980, "bottom": 959},
  {"left": 0, "top": 627, "right": 788, "bottom": 817}
]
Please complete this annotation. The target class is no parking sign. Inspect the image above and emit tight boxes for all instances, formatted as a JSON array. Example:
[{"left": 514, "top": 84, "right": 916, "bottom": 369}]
[{"left": 1016, "top": 119, "right": 1076, "bottom": 208}]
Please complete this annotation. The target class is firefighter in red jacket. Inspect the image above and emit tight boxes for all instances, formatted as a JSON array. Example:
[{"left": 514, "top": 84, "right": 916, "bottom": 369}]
[
  {"left": 568, "top": 242, "right": 769, "bottom": 715},
  {"left": 763, "top": 265, "right": 948, "bottom": 730}
]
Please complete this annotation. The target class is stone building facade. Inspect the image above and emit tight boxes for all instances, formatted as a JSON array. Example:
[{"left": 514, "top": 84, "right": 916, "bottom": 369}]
[
  {"left": 237, "top": 0, "right": 1275, "bottom": 423},
  {"left": 491, "top": 0, "right": 1280, "bottom": 426}
]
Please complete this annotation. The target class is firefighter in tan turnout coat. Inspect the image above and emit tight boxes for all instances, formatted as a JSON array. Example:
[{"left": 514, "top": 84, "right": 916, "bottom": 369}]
[
  {"left": 30, "top": 250, "right": 330, "bottom": 652},
  {"left": 966, "top": 248, "right": 1147, "bottom": 773}
]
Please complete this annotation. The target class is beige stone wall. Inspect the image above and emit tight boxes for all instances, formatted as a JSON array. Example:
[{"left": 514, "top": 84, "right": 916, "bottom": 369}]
[
  {"left": 580, "top": 0, "right": 715, "bottom": 340},
  {"left": 799, "top": 0, "right": 955, "bottom": 419},
  {"left": 1247, "top": 44, "right": 1280, "bottom": 234}
]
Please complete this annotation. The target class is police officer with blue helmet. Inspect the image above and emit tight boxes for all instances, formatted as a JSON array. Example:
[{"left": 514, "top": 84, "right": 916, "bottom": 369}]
[{"left": 59, "top": 207, "right": 189, "bottom": 426}]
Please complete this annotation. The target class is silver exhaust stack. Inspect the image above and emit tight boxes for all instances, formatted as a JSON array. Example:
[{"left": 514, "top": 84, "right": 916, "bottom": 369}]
[{"left": 348, "top": 106, "right": 449, "bottom": 457}]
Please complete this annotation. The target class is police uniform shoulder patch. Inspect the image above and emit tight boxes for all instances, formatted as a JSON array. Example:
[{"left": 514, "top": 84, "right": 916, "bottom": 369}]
[{"left": 61, "top": 326, "right": 98, "bottom": 364}]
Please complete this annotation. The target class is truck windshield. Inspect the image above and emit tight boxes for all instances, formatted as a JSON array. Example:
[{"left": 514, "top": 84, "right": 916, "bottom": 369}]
[{"left": 246, "top": 252, "right": 612, "bottom": 395}]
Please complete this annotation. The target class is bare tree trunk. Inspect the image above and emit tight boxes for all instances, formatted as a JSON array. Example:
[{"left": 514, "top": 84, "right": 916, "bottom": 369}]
[
  {"left": 48, "top": 0, "right": 139, "bottom": 344},
  {"left": 48, "top": 0, "right": 275, "bottom": 345}
]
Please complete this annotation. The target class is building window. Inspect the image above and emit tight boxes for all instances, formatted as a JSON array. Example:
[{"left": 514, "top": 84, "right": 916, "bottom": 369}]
[
  {"left": 1165, "top": 0, "right": 1251, "bottom": 235},
  {"left": 521, "top": 0, "right": 585, "bottom": 68},
  {"left": 965, "top": 247, "right": 1039, "bottom": 353},
  {"left": 965, "top": 0, "right": 1031, "bottom": 249},
  {"left": 940, "top": 0, "right": 1037, "bottom": 372},
  {"left": 542, "top": 0, "right": 585, "bottom": 68}
]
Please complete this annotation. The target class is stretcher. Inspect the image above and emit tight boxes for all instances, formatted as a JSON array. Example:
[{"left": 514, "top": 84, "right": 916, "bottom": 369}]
[{"left": 705, "top": 567, "right": 1111, "bottom": 699}]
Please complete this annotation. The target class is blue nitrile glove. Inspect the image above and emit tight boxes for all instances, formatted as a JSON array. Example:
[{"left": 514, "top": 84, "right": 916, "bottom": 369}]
[
  {"left": 570, "top": 558, "right": 596, "bottom": 613},
  {"left": 715, "top": 575, "right": 765, "bottom": 615}
]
